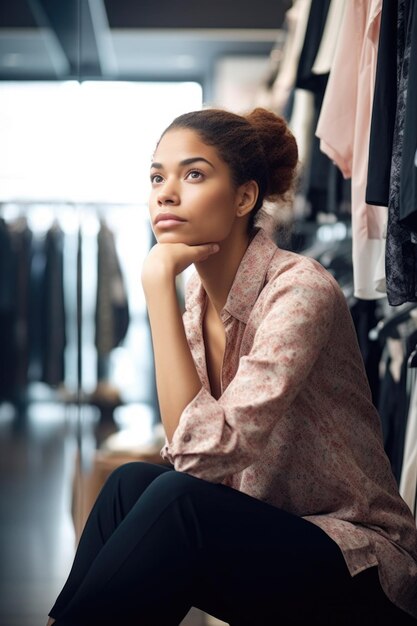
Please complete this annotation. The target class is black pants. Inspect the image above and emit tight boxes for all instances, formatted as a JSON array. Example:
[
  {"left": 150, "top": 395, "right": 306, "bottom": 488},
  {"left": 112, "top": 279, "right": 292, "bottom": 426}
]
[{"left": 49, "top": 462, "right": 416, "bottom": 626}]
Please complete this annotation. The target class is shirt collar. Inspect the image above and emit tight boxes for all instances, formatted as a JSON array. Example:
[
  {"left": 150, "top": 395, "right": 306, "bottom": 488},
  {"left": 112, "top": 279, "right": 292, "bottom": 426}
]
[{"left": 185, "top": 227, "right": 278, "bottom": 324}]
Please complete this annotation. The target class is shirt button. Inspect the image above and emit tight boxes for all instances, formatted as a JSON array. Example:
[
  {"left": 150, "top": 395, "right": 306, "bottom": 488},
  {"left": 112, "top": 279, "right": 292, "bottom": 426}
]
[{"left": 183, "top": 434, "right": 192, "bottom": 442}]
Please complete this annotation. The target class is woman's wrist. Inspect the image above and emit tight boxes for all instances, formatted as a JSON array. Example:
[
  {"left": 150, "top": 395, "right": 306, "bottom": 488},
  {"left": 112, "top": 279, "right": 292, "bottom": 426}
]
[
  {"left": 142, "top": 275, "right": 181, "bottom": 321},
  {"left": 141, "top": 267, "right": 176, "bottom": 297}
]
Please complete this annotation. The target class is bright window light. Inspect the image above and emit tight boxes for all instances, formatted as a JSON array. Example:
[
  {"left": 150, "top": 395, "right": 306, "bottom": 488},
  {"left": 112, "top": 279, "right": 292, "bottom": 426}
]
[{"left": 0, "top": 81, "right": 203, "bottom": 203}]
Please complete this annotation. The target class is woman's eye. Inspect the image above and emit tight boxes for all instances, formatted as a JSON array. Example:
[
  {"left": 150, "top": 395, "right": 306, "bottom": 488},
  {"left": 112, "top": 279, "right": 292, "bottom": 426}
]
[
  {"left": 150, "top": 174, "right": 163, "bottom": 184},
  {"left": 186, "top": 170, "right": 204, "bottom": 181}
]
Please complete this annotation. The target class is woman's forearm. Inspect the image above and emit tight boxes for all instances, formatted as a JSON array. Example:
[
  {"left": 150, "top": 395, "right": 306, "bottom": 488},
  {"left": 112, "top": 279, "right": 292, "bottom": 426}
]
[{"left": 144, "top": 276, "right": 202, "bottom": 443}]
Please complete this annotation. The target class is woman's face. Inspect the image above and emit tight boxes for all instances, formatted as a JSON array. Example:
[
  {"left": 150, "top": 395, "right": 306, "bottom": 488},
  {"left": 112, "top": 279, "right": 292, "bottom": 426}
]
[{"left": 149, "top": 128, "right": 240, "bottom": 245}]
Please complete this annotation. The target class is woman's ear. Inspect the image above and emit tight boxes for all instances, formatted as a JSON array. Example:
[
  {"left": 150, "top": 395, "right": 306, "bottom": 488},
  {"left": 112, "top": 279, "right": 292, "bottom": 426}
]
[{"left": 236, "top": 180, "right": 259, "bottom": 216}]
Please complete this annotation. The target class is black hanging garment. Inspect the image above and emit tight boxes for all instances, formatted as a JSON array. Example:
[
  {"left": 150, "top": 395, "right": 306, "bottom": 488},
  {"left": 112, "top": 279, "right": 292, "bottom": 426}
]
[
  {"left": 294, "top": 0, "right": 348, "bottom": 219},
  {"left": 41, "top": 222, "right": 67, "bottom": 387},
  {"left": 366, "top": 0, "right": 398, "bottom": 207},
  {"left": 399, "top": 1, "right": 417, "bottom": 235},
  {"left": 350, "top": 298, "right": 383, "bottom": 408},
  {"left": 0, "top": 218, "right": 17, "bottom": 401},
  {"left": 385, "top": 0, "right": 417, "bottom": 306},
  {"left": 378, "top": 328, "right": 417, "bottom": 485},
  {"left": 95, "top": 220, "right": 130, "bottom": 380},
  {"left": 28, "top": 232, "right": 46, "bottom": 382},
  {"left": 9, "top": 217, "right": 32, "bottom": 395}
]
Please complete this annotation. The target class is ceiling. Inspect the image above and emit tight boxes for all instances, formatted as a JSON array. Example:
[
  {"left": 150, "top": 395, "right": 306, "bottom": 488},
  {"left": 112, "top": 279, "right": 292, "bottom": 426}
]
[{"left": 0, "top": 0, "right": 289, "bottom": 95}]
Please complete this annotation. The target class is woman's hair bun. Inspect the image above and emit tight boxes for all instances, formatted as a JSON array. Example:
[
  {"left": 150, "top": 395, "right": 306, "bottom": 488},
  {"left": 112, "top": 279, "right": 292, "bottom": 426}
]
[{"left": 245, "top": 107, "right": 299, "bottom": 200}]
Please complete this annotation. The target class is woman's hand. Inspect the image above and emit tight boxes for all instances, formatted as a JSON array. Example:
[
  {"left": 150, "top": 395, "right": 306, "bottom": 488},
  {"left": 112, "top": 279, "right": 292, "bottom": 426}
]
[
  {"left": 141, "top": 241, "right": 215, "bottom": 442},
  {"left": 141, "top": 241, "right": 220, "bottom": 288}
]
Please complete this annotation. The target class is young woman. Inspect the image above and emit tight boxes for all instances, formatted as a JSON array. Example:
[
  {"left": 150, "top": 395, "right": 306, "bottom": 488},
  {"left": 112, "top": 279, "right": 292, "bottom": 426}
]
[{"left": 47, "top": 108, "right": 417, "bottom": 625}]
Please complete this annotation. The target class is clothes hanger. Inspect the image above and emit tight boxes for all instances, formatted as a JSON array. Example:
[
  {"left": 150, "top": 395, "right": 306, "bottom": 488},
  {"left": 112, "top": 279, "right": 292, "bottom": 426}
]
[
  {"left": 408, "top": 346, "right": 417, "bottom": 368},
  {"left": 369, "top": 303, "right": 417, "bottom": 342}
]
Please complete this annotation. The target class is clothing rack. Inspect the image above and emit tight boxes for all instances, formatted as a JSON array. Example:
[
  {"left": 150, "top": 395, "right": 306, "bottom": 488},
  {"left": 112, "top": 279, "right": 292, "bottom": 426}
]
[{"left": 369, "top": 304, "right": 417, "bottom": 342}]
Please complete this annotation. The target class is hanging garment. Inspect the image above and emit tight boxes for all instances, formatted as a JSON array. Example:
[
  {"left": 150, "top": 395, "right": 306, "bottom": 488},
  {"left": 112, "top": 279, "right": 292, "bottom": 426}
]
[
  {"left": 374, "top": 233, "right": 388, "bottom": 294},
  {"left": 8, "top": 217, "right": 32, "bottom": 390},
  {"left": 350, "top": 298, "right": 383, "bottom": 407},
  {"left": 288, "top": 88, "right": 315, "bottom": 168},
  {"left": 295, "top": 0, "right": 330, "bottom": 93},
  {"left": 0, "top": 218, "right": 15, "bottom": 314},
  {"left": 311, "top": 0, "right": 347, "bottom": 75},
  {"left": 378, "top": 332, "right": 416, "bottom": 484},
  {"left": 400, "top": 375, "right": 417, "bottom": 521},
  {"left": 399, "top": 1, "right": 417, "bottom": 235},
  {"left": 28, "top": 233, "right": 46, "bottom": 382},
  {"left": 366, "top": 0, "right": 398, "bottom": 207},
  {"left": 303, "top": 90, "right": 333, "bottom": 218},
  {"left": 271, "top": 0, "right": 312, "bottom": 115},
  {"left": 385, "top": 0, "right": 417, "bottom": 306},
  {"left": 0, "top": 218, "right": 17, "bottom": 401},
  {"left": 294, "top": 0, "right": 336, "bottom": 220},
  {"left": 40, "top": 222, "right": 67, "bottom": 387},
  {"left": 316, "top": 0, "right": 387, "bottom": 300},
  {"left": 295, "top": 0, "right": 345, "bottom": 221},
  {"left": 95, "top": 220, "right": 130, "bottom": 359}
]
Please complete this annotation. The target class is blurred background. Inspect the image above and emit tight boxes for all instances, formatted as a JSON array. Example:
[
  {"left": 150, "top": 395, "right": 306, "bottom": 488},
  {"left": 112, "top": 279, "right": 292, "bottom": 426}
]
[{"left": 1, "top": 1, "right": 416, "bottom": 625}]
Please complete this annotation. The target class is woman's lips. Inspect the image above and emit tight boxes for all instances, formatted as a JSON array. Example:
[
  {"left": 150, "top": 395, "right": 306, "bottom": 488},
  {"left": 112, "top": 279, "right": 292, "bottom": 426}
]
[{"left": 155, "top": 213, "right": 185, "bottom": 228}]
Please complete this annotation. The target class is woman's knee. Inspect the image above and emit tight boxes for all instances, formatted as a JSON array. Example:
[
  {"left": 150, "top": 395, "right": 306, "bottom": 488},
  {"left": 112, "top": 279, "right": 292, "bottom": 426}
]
[
  {"left": 102, "top": 461, "right": 173, "bottom": 503},
  {"left": 146, "top": 468, "right": 205, "bottom": 501},
  {"left": 107, "top": 460, "right": 166, "bottom": 482}
]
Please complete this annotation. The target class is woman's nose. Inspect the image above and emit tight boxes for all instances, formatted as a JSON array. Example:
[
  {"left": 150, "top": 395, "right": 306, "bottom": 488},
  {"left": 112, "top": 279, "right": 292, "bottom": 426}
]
[{"left": 157, "top": 181, "right": 179, "bottom": 206}]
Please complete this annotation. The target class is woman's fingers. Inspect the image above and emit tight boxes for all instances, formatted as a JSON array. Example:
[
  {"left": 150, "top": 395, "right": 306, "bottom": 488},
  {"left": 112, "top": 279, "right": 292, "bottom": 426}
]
[
  {"left": 142, "top": 242, "right": 220, "bottom": 286},
  {"left": 191, "top": 243, "right": 220, "bottom": 262},
  {"left": 169, "top": 242, "right": 220, "bottom": 271}
]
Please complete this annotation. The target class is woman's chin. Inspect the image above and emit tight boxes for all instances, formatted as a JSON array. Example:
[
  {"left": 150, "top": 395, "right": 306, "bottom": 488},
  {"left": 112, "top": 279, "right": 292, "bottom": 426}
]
[
  {"left": 154, "top": 229, "right": 217, "bottom": 247},
  {"left": 156, "top": 232, "right": 201, "bottom": 246},
  {"left": 157, "top": 233, "right": 186, "bottom": 243}
]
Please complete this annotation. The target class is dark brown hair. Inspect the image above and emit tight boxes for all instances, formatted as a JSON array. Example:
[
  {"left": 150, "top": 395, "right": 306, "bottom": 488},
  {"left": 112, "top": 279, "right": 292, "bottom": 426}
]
[{"left": 158, "top": 107, "right": 299, "bottom": 236}]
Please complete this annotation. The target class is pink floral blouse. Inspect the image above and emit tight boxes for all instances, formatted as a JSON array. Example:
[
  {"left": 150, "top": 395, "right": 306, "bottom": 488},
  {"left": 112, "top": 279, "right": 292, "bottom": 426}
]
[{"left": 160, "top": 226, "right": 417, "bottom": 618}]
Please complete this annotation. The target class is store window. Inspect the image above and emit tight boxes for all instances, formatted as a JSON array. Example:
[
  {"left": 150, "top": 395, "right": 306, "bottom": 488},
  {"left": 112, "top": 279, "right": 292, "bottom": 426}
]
[{"left": 0, "top": 80, "right": 202, "bottom": 437}]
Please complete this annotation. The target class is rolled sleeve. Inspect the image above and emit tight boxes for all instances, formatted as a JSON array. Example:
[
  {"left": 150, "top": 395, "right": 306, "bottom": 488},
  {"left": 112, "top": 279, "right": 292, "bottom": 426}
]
[
  {"left": 161, "top": 269, "right": 336, "bottom": 483},
  {"left": 160, "top": 387, "right": 227, "bottom": 467}
]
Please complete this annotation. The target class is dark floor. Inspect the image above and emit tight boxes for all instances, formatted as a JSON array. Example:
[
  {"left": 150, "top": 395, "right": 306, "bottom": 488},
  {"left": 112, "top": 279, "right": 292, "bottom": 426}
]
[
  {"left": 0, "top": 400, "right": 78, "bottom": 626},
  {"left": 0, "top": 304, "right": 219, "bottom": 626},
  {"left": 0, "top": 395, "right": 221, "bottom": 626},
  {"left": 0, "top": 311, "right": 166, "bottom": 625}
]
